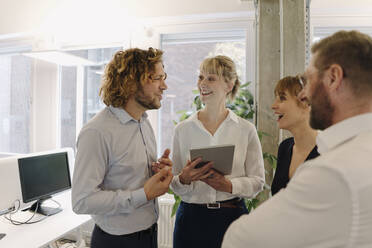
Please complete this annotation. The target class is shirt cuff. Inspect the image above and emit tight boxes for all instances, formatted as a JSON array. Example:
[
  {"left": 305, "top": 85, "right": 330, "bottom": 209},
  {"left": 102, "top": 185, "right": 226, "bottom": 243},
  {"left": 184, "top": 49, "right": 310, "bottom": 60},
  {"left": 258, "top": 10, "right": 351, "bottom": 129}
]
[
  {"left": 131, "top": 188, "right": 148, "bottom": 208},
  {"left": 170, "top": 175, "right": 193, "bottom": 195},
  {"left": 230, "top": 178, "right": 240, "bottom": 195}
]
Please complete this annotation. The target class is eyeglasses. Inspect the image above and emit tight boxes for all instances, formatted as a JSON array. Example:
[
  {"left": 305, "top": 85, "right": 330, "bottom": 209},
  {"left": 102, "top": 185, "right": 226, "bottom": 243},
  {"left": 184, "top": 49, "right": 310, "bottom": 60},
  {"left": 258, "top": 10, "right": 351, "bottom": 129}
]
[
  {"left": 149, "top": 73, "right": 167, "bottom": 81},
  {"left": 297, "top": 74, "right": 306, "bottom": 88}
]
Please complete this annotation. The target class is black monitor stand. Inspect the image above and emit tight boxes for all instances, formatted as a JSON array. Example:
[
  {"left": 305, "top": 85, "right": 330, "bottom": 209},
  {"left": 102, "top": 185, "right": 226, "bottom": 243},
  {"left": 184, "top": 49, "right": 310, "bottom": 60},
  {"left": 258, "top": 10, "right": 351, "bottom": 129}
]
[{"left": 29, "top": 196, "right": 62, "bottom": 216}]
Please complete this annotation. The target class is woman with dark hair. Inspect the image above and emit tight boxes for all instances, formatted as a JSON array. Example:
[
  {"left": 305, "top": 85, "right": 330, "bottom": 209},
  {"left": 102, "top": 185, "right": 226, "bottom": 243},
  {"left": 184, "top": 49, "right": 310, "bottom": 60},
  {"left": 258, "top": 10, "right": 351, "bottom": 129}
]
[{"left": 271, "top": 75, "right": 320, "bottom": 195}]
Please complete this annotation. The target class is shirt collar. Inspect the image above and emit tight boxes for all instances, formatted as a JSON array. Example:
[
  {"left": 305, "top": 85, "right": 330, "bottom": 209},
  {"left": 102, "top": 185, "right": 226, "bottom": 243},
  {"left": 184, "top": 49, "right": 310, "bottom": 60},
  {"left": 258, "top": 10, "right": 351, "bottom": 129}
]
[
  {"left": 189, "top": 108, "right": 239, "bottom": 124},
  {"left": 226, "top": 109, "right": 239, "bottom": 123},
  {"left": 109, "top": 105, "right": 148, "bottom": 124},
  {"left": 316, "top": 113, "right": 372, "bottom": 154}
]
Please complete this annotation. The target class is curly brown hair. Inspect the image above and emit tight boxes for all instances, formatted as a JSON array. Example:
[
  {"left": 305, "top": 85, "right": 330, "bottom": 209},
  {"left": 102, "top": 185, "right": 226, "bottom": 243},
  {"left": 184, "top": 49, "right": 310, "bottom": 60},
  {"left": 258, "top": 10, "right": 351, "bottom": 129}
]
[{"left": 99, "top": 47, "right": 163, "bottom": 107}]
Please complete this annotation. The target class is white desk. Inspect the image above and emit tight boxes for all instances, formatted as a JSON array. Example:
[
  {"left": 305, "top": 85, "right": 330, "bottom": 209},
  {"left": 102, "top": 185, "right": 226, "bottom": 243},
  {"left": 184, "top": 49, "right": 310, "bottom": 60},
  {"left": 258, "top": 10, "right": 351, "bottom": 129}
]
[{"left": 0, "top": 190, "right": 91, "bottom": 248}]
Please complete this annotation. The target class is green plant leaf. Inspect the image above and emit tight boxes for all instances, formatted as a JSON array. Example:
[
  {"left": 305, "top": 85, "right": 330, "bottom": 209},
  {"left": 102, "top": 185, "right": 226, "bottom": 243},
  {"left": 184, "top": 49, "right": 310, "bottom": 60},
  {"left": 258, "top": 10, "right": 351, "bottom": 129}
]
[
  {"left": 176, "top": 110, "right": 187, "bottom": 115},
  {"left": 240, "top": 82, "right": 251, "bottom": 88}
]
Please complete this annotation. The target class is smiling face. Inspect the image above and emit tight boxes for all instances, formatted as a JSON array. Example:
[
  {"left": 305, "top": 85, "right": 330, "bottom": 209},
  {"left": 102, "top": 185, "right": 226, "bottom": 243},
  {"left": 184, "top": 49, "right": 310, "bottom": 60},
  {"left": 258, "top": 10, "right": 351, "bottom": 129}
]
[
  {"left": 135, "top": 62, "right": 167, "bottom": 110},
  {"left": 271, "top": 90, "right": 309, "bottom": 131},
  {"left": 197, "top": 72, "right": 232, "bottom": 105}
]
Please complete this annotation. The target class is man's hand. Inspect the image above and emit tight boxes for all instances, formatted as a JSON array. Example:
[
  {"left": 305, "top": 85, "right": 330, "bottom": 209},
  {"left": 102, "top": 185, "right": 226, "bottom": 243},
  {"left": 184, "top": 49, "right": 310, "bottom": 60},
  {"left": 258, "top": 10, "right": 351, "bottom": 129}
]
[
  {"left": 201, "top": 169, "right": 232, "bottom": 193},
  {"left": 179, "top": 158, "right": 213, "bottom": 185},
  {"left": 152, "top": 148, "right": 173, "bottom": 173},
  {"left": 144, "top": 167, "right": 173, "bottom": 201}
]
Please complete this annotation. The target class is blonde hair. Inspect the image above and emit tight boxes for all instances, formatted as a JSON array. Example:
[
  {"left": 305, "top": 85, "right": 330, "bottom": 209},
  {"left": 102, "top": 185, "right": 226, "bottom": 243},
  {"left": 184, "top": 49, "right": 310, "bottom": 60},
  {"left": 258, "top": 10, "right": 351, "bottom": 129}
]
[
  {"left": 99, "top": 47, "right": 163, "bottom": 108},
  {"left": 200, "top": 55, "right": 240, "bottom": 100}
]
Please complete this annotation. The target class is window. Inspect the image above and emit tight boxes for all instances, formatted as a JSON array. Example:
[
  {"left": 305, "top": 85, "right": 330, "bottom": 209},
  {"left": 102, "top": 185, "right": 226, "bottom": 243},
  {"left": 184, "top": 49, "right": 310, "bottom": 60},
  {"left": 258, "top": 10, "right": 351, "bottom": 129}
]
[
  {"left": 60, "top": 47, "right": 122, "bottom": 149},
  {"left": 0, "top": 54, "right": 32, "bottom": 153},
  {"left": 313, "top": 26, "right": 372, "bottom": 42},
  {"left": 60, "top": 67, "right": 77, "bottom": 150},
  {"left": 159, "top": 31, "right": 248, "bottom": 154}
]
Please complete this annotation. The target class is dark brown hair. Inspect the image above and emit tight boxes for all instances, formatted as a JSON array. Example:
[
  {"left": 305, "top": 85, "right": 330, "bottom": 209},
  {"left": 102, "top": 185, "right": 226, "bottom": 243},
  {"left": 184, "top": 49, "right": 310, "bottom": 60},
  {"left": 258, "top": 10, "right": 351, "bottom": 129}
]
[
  {"left": 274, "top": 75, "right": 304, "bottom": 98},
  {"left": 99, "top": 47, "right": 163, "bottom": 107}
]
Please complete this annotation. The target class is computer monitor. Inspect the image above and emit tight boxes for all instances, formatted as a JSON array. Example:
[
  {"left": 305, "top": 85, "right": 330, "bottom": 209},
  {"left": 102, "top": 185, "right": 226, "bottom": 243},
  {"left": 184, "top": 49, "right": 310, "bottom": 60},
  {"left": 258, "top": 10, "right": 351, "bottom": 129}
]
[{"left": 18, "top": 151, "right": 71, "bottom": 216}]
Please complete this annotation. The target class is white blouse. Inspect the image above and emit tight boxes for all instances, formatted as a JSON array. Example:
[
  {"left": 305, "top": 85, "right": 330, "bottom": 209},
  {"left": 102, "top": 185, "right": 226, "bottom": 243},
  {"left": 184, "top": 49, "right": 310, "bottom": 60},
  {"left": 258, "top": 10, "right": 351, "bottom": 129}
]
[{"left": 170, "top": 109, "right": 265, "bottom": 203}]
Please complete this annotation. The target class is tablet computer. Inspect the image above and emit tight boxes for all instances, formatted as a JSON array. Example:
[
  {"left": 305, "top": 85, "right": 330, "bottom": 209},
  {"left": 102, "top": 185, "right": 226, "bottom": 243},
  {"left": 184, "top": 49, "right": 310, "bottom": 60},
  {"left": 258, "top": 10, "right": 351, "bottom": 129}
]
[{"left": 190, "top": 144, "right": 235, "bottom": 175}]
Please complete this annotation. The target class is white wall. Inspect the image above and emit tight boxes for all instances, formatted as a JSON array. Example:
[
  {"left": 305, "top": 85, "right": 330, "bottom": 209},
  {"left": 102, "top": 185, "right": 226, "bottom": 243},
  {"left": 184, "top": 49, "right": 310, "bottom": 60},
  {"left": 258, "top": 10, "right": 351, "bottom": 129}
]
[
  {"left": 0, "top": 0, "right": 253, "bottom": 36},
  {"left": 2, "top": 0, "right": 372, "bottom": 46},
  {"left": 311, "top": 0, "right": 372, "bottom": 13},
  {"left": 0, "top": 0, "right": 59, "bottom": 35},
  {"left": 311, "top": 0, "right": 372, "bottom": 27}
]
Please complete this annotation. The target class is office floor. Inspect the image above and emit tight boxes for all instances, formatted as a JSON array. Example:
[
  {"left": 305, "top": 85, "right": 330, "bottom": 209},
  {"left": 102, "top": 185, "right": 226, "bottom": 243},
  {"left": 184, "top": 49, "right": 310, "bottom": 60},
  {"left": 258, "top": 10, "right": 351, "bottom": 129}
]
[{"left": 45, "top": 220, "right": 94, "bottom": 248}]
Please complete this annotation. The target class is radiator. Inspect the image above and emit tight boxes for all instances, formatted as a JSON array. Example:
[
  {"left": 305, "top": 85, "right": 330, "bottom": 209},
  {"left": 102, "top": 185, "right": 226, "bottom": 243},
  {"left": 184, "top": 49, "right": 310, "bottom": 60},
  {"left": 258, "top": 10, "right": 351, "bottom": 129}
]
[{"left": 158, "top": 195, "right": 176, "bottom": 248}]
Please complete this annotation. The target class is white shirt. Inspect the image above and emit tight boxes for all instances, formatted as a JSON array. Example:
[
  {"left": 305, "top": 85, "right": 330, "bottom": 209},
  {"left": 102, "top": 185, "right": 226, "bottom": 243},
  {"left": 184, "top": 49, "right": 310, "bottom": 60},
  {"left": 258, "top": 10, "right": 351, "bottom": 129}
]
[
  {"left": 170, "top": 109, "right": 265, "bottom": 203},
  {"left": 222, "top": 113, "right": 372, "bottom": 248}
]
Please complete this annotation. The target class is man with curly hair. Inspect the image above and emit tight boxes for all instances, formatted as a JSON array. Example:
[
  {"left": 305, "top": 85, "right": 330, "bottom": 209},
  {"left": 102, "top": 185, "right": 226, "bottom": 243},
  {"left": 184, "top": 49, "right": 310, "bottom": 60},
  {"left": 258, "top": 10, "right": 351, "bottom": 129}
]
[{"left": 72, "top": 47, "right": 172, "bottom": 248}]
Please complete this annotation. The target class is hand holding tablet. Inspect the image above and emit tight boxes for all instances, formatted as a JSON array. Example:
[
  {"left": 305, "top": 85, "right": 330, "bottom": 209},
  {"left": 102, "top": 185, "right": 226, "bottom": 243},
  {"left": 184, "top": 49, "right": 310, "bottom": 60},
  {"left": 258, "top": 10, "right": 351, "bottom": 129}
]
[{"left": 190, "top": 144, "right": 235, "bottom": 175}]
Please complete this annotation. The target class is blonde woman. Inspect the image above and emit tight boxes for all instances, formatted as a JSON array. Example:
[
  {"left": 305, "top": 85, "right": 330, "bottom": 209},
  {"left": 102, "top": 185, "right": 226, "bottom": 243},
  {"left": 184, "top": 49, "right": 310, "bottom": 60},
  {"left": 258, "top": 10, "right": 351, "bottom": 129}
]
[{"left": 170, "top": 55, "right": 265, "bottom": 248}]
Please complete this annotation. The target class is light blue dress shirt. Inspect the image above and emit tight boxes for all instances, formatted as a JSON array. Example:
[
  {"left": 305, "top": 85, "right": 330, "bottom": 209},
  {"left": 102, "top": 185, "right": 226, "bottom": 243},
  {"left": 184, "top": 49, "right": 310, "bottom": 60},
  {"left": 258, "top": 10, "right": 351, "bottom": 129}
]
[{"left": 72, "top": 106, "right": 158, "bottom": 235}]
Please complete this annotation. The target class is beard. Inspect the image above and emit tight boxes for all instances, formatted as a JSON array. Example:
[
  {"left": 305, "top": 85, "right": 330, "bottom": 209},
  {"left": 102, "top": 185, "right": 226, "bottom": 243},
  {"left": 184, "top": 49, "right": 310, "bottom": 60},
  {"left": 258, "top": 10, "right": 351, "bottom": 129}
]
[
  {"left": 309, "top": 81, "right": 334, "bottom": 130},
  {"left": 135, "top": 88, "right": 161, "bottom": 110}
]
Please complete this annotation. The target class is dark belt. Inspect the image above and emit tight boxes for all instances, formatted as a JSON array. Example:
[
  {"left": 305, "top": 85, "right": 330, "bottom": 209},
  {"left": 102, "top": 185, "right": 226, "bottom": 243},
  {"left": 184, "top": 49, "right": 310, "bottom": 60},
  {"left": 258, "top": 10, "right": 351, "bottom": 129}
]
[
  {"left": 185, "top": 197, "right": 244, "bottom": 209},
  {"left": 138, "top": 223, "right": 157, "bottom": 236},
  {"left": 96, "top": 223, "right": 157, "bottom": 239}
]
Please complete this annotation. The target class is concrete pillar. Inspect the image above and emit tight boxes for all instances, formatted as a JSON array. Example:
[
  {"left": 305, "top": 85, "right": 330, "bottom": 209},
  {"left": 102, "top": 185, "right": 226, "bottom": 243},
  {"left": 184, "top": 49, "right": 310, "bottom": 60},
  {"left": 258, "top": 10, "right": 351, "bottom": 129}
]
[
  {"left": 255, "top": 0, "right": 306, "bottom": 200},
  {"left": 256, "top": 0, "right": 280, "bottom": 201},
  {"left": 281, "top": 0, "right": 307, "bottom": 140},
  {"left": 282, "top": 0, "right": 306, "bottom": 76}
]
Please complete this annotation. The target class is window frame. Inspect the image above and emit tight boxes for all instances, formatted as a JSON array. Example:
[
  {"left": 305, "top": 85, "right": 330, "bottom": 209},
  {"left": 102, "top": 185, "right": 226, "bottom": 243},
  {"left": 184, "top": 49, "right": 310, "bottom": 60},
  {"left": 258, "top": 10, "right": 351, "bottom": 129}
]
[
  {"left": 131, "top": 12, "right": 256, "bottom": 155},
  {"left": 58, "top": 46, "right": 125, "bottom": 150}
]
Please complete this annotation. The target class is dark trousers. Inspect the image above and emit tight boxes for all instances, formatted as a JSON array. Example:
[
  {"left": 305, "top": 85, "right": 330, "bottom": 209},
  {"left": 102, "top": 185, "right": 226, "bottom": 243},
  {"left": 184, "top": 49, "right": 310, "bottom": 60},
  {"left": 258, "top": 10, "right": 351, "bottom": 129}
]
[
  {"left": 91, "top": 224, "right": 157, "bottom": 248},
  {"left": 173, "top": 200, "right": 248, "bottom": 248}
]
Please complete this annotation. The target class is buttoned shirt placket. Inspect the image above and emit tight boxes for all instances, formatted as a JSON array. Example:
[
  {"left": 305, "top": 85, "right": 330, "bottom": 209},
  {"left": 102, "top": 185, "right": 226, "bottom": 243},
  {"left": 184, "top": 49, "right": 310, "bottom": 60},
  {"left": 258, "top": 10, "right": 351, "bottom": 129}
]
[{"left": 138, "top": 119, "right": 158, "bottom": 218}]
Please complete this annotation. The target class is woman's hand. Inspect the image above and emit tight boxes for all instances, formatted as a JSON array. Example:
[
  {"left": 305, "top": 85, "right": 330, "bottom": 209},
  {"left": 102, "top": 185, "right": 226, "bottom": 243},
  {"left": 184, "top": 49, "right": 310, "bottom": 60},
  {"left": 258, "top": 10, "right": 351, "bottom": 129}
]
[
  {"left": 179, "top": 158, "right": 213, "bottom": 185},
  {"left": 201, "top": 169, "right": 232, "bottom": 193}
]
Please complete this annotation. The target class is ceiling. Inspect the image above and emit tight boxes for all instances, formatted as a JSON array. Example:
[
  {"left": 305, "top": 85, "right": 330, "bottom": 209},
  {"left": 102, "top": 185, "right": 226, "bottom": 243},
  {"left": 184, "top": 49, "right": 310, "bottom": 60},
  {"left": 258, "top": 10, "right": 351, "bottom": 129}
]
[{"left": 0, "top": 0, "right": 371, "bottom": 36}]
